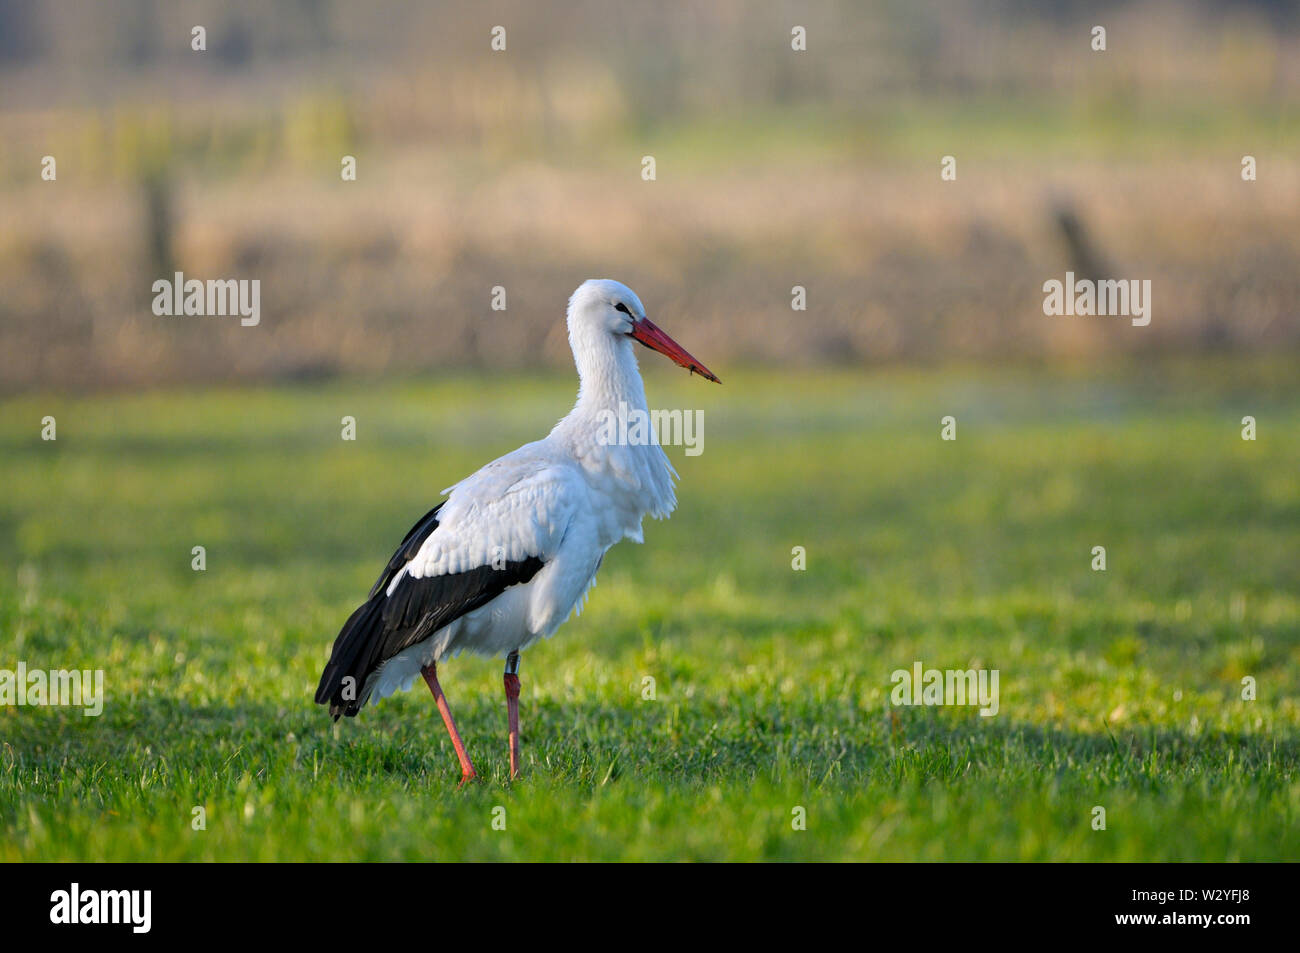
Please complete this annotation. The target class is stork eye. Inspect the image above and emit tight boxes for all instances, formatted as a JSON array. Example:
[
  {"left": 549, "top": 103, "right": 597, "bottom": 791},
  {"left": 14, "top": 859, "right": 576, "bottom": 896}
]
[{"left": 614, "top": 302, "right": 631, "bottom": 315}]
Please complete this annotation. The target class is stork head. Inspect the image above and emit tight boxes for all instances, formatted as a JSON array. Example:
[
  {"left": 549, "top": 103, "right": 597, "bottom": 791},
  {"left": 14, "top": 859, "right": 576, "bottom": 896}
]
[{"left": 566, "top": 279, "right": 720, "bottom": 383}]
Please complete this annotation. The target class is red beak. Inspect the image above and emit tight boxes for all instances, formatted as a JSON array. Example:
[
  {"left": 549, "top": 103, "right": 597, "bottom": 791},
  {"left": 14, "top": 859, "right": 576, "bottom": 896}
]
[{"left": 629, "top": 317, "right": 721, "bottom": 383}]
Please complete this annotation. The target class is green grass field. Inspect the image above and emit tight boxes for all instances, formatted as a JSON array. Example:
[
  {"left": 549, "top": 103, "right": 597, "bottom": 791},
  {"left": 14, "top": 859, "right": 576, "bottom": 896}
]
[{"left": 1, "top": 357, "right": 1297, "bottom": 861}]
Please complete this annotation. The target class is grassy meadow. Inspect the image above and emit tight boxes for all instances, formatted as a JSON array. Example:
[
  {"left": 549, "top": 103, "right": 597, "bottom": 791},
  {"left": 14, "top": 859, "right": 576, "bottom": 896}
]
[{"left": 1, "top": 356, "right": 1297, "bottom": 861}]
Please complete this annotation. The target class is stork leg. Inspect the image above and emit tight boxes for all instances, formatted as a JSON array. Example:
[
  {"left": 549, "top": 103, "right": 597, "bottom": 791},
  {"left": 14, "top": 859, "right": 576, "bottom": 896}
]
[
  {"left": 420, "top": 663, "right": 477, "bottom": 785},
  {"left": 504, "top": 651, "right": 522, "bottom": 779}
]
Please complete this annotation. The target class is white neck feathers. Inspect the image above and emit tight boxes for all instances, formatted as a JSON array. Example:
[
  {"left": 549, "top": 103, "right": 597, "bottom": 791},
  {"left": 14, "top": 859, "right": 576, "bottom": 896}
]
[{"left": 550, "top": 320, "right": 677, "bottom": 524}]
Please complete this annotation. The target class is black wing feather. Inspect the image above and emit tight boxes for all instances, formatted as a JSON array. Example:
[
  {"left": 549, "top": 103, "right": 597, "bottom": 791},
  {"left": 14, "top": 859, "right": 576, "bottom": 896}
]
[
  {"left": 368, "top": 503, "right": 445, "bottom": 599},
  {"left": 315, "top": 504, "right": 544, "bottom": 719}
]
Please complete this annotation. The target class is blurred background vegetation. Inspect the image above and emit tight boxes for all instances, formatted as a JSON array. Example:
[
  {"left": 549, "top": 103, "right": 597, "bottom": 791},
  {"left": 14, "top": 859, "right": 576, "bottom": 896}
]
[{"left": 0, "top": 0, "right": 1298, "bottom": 392}]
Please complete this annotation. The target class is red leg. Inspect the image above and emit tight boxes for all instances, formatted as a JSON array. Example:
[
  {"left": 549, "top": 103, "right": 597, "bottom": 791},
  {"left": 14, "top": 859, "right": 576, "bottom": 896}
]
[
  {"left": 421, "top": 663, "right": 477, "bottom": 784},
  {"left": 504, "top": 652, "right": 521, "bottom": 779}
]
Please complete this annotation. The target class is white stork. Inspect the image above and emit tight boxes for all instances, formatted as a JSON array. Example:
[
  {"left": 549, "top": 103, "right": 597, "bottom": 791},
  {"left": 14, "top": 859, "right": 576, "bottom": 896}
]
[{"left": 316, "top": 279, "right": 719, "bottom": 782}]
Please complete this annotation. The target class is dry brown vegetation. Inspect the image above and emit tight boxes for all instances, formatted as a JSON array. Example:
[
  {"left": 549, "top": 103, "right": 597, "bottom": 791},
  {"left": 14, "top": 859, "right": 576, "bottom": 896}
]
[{"left": 1, "top": 0, "right": 1298, "bottom": 391}]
